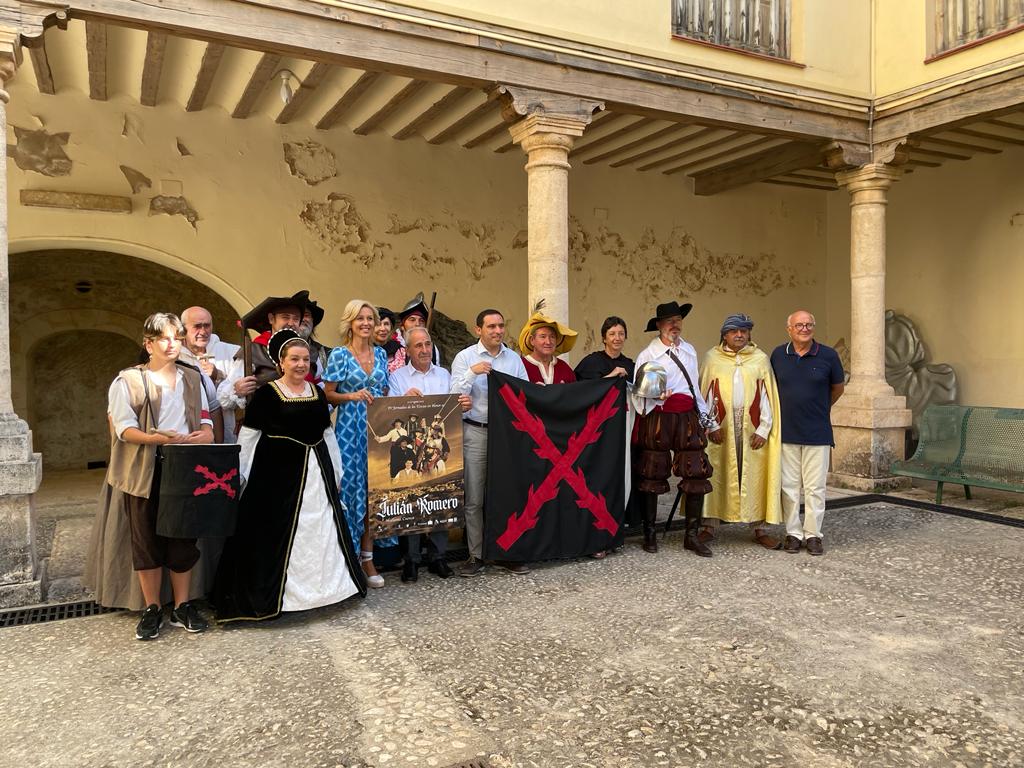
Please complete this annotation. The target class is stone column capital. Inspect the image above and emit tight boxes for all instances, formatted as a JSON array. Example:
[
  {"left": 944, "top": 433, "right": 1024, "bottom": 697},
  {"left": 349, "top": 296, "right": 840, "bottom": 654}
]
[{"left": 835, "top": 162, "right": 903, "bottom": 198}]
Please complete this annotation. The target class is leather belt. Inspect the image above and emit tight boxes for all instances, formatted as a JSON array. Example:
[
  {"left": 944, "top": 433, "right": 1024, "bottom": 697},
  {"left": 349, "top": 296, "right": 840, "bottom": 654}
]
[{"left": 463, "top": 418, "right": 488, "bottom": 429}]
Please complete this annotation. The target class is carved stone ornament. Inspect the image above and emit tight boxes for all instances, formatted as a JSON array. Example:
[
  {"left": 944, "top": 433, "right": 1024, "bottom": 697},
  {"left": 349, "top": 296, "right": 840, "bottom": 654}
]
[
  {"left": 493, "top": 84, "right": 604, "bottom": 126},
  {"left": 884, "top": 310, "right": 958, "bottom": 438}
]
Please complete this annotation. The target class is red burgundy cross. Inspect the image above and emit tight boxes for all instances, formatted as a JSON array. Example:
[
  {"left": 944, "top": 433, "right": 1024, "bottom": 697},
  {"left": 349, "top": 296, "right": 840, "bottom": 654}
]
[
  {"left": 193, "top": 465, "right": 238, "bottom": 499},
  {"left": 495, "top": 383, "right": 620, "bottom": 550}
]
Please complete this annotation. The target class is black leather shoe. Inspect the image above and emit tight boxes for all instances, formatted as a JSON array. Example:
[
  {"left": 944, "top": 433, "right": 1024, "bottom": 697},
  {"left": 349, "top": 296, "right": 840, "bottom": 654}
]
[
  {"left": 683, "top": 533, "right": 713, "bottom": 557},
  {"left": 805, "top": 537, "right": 824, "bottom": 556},
  {"left": 401, "top": 560, "right": 419, "bottom": 583},
  {"left": 427, "top": 559, "right": 453, "bottom": 579},
  {"left": 783, "top": 536, "right": 802, "bottom": 554}
]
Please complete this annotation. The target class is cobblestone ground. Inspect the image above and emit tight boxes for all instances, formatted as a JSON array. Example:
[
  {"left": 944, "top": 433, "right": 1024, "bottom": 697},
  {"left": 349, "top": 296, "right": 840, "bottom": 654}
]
[{"left": 1, "top": 502, "right": 1022, "bottom": 768}]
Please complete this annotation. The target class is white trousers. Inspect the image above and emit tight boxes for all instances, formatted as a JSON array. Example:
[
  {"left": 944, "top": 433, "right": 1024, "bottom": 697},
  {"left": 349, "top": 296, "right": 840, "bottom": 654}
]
[{"left": 780, "top": 443, "right": 830, "bottom": 540}]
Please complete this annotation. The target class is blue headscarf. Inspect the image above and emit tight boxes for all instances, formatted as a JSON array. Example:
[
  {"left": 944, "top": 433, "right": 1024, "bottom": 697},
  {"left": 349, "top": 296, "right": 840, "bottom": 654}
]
[{"left": 720, "top": 313, "right": 754, "bottom": 337}]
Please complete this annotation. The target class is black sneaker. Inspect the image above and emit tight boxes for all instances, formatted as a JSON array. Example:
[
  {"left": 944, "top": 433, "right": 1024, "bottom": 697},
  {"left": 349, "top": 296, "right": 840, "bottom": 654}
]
[
  {"left": 457, "top": 557, "right": 485, "bottom": 578},
  {"left": 135, "top": 604, "right": 163, "bottom": 641},
  {"left": 169, "top": 601, "right": 209, "bottom": 633}
]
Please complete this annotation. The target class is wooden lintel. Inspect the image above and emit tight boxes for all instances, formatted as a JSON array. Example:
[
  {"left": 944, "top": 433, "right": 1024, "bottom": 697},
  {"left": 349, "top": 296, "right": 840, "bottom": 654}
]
[
  {"left": 393, "top": 85, "right": 471, "bottom": 140},
  {"left": 316, "top": 70, "right": 380, "bottom": 130},
  {"left": 21, "top": 189, "right": 132, "bottom": 213},
  {"left": 693, "top": 140, "right": 827, "bottom": 195},
  {"left": 186, "top": 42, "right": 225, "bottom": 112},
  {"left": 140, "top": 30, "right": 167, "bottom": 107},
  {"left": 571, "top": 116, "right": 655, "bottom": 157},
  {"left": 354, "top": 79, "right": 426, "bottom": 135},
  {"left": 873, "top": 68, "right": 1024, "bottom": 144},
  {"left": 581, "top": 123, "right": 682, "bottom": 165},
  {"left": 608, "top": 126, "right": 718, "bottom": 168},
  {"left": 427, "top": 100, "right": 495, "bottom": 145},
  {"left": 27, "top": 36, "right": 54, "bottom": 94},
  {"left": 84, "top": 20, "right": 106, "bottom": 101},
  {"left": 275, "top": 61, "right": 332, "bottom": 124},
  {"left": 232, "top": 52, "right": 280, "bottom": 119},
  {"left": 68, "top": 0, "right": 866, "bottom": 142},
  {"left": 664, "top": 135, "right": 777, "bottom": 176},
  {"left": 462, "top": 119, "right": 508, "bottom": 148}
]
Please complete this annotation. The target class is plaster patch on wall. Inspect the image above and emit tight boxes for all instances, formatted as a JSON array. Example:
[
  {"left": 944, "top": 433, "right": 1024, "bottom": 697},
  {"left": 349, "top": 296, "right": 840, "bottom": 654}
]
[
  {"left": 12, "top": 127, "right": 71, "bottom": 177},
  {"left": 385, "top": 215, "right": 446, "bottom": 235},
  {"left": 121, "top": 113, "right": 143, "bottom": 140},
  {"left": 283, "top": 140, "right": 337, "bottom": 186},
  {"left": 383, "top": 213, "right": 504, "bottom": 280},
  {"left": 119, "top": 165, "right": 152, "bottom": 194},
  {"left": 568, "top": 216, "right": 591, "bottom": 272},
  {"left": 300, "top": 192, "right": 388, "bottom": 267},
  {"left": 149, "top": 195, "right": 199, "bottom": 230},
  {"left": 176, "top": 139, "right": 192, "bottom": 157},
  {"left": 511, "top": 229, "right": 528, "bottom": 250}
]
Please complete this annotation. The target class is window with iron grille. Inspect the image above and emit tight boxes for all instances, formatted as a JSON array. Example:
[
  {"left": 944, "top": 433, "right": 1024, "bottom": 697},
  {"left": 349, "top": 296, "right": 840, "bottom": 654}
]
[
  {"left": 672, "top": 0, "right": 791, "bottom": 60},
  {"left": 930, "top": 0, "right": 1024, "bottom": 56}
]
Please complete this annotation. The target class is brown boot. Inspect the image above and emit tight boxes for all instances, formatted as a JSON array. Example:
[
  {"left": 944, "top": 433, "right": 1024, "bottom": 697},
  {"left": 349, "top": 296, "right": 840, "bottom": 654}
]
[
  {"left": 682, "top": 495, "right": 712, "bottom": 558},
  {"left": 642, "top": 493, "right": 658, "bottom": 553}
]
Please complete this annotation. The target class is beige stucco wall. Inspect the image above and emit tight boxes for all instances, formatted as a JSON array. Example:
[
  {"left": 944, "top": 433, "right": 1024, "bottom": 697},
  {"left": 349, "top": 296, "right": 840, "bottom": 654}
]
[
  {"left": 6, "top": 80, "right": 829, "bottom": 407},
  {"left": 826, "top": 144, "right": 1024, "bottom": 408},
  {"left": 873, "top": 1, "right": 1024, "bottom": 99},
  {"left": 391, "top": 0, "right": 872, "bottom": 96}
]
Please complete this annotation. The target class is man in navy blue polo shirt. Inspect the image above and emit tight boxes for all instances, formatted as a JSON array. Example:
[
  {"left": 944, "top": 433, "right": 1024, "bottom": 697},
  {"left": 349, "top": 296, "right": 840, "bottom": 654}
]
[{"left": 770, "top": 310, "right": 845, "bottom": 556}]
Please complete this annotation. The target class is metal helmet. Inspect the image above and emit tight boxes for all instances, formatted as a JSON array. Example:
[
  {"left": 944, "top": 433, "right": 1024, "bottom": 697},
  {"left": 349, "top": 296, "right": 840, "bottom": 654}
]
[{"left": 633, "top": 361, "right": 667, "bottom": 399}]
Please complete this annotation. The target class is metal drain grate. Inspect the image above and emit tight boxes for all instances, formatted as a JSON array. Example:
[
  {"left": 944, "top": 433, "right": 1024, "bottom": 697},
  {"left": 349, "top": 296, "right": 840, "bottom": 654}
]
[
  {"left": 443, "top": 761, "right": 493, "bottom": 768},
  {"left": 0, "top": 600, "right": 122, "bottom": 629}
]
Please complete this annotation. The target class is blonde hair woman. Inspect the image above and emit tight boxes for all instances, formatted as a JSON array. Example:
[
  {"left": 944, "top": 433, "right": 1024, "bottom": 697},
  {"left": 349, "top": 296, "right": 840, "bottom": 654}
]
[{"left": 323, "top": 300, "right": 389, "bottom": 588}]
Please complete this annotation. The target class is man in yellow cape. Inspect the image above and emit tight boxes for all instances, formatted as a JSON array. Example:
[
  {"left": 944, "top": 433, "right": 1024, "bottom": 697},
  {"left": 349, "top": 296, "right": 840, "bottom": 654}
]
[{"left": 699, "top": 313, "right": 783, "bottom": 550}]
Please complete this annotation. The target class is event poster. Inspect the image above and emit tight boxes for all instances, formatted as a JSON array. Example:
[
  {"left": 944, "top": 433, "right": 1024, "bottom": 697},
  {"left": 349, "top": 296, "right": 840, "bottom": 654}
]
[{"left": 366, "top": 394, "right": 465, "bottom": 538}]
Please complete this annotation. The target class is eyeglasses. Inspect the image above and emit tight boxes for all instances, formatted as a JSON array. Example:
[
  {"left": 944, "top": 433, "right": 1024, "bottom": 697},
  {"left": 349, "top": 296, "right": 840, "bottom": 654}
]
[{"left": 789, "top": 323, "right": 815, "bottom": 331}]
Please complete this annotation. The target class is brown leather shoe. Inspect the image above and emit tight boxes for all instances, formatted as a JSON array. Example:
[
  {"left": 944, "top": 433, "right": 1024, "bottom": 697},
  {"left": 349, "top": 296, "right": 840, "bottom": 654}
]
[
  {"left": 805, "top": 537, "right": 824, "bottom": 556},
  {"left": 697, "top": 528, "right": 715, "bottom": 545},
  {"left": 753, "top": 532, "right": 782, "bottom": 550},
  {"left": 783, "top": 536, "right": 802, "bottom": 554},
  {"left": 683, "top": 533, "right": 713, "bottom": 558}
]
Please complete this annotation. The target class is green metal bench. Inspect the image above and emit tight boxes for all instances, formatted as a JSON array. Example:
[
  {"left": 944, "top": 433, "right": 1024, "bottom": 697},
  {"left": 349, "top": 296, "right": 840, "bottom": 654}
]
[{"left": 891, "top": 405, "right": 1024, "bottom": 504}]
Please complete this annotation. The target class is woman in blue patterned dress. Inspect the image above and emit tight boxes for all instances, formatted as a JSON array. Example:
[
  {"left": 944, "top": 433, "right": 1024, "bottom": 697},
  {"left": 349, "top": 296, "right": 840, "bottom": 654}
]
[{"left": 324, "top": 300, "right": 389, "bottom": 588}]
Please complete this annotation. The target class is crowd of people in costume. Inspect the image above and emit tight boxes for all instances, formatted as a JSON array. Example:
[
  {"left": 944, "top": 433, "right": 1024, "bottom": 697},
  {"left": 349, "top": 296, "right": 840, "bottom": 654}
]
[{"left": 83, "top": 291, "right": 844, "bottom": 641}]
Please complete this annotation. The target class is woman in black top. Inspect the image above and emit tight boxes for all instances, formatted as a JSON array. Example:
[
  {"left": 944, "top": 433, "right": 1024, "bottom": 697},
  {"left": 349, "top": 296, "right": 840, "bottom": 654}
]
[{"left": 574, "top": 316, "right": 635, "bottom": 381}]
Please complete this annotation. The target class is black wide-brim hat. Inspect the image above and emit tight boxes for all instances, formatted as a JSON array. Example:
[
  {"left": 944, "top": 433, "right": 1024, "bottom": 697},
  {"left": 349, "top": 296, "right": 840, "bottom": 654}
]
[
  {"left": 644, "top": 300, "right": 693, "bottom": 332},
  {"left": 306, "top": 297, "right": 325, "bottom": 327},
  {"left": 241, "top": 290, "right": 311, "bottom": 333},
  {"left": 398, "top": 292, "right": 429, "bottom": 321}
]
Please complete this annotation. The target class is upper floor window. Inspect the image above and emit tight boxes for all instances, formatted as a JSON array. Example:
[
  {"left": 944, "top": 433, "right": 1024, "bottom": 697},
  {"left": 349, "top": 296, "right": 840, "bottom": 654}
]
[
  {"left": 672, "top": 0, "right": 791, "bottom": 60},
  {"left": 931, "top": 0, "right": 1024, "bottom": 57}
]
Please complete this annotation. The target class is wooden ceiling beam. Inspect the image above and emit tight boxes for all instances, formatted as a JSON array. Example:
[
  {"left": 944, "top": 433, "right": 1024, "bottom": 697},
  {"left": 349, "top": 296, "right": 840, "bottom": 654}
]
[
  {"left": 140, "top": 31, "right": 168, "bottom": 107},
  {"left": 918, "top": 135, "right": 1001, "bottom": 153},
  {"left": 950, "top": 127, "right": 1024, "bottom": 146},
  {"left": 663, "top": 136, "right": 777, "bottom": 175},
  {"left": 637, "top": 132, "right": 743, "bottom": 172},
  {"left": 570, "top": 116, "right": 654, "bottom": 157},
  {"left": 276, "top": 61, "right": 332, "bottom": 124},
  {"left": 904, "top": 158, "right": 941, "bottom": 167},
  {"left": 316, "top": 70, "right": 380, "bottom": 130},
  {"left": 27, "top": 37, "right": 55, "bottom": 95},
  {"left": 906, "top": 145, "right": 969, "bottom": 160},
  {"left": 463, "top": 119, "right": 509, "bottom": 148},
  {"left": 984, "top": 117, "right": 1024, "bottom": 134},
  {"left": 354, "top": 79, "right": 427, "bottom": 135},
  {"left": 427, "top": 100, "right": 496, "bottom": 145},
  {"left": 232, "top": 52, "right": 281, "bottom": 118},
  {"left": 581, "top": 123, "right": 683, "bottom": 165},
  {"left": 692, "top": 140, "right": 827, "bottom": 195},
  {"left": 763, "top": 178, "right": 836, "bottom": 192},
  {"left": 186, "top": 42, "right": 226, "bottom": 112},
  {"left": 393, "top": 85, "right": 471, "bottom": 140},
  {"left": 85, "top": 21, "right": 107, "bottom": 101},
  {"left": 608, "top": 126, "right": 718, "bottom": 168}
]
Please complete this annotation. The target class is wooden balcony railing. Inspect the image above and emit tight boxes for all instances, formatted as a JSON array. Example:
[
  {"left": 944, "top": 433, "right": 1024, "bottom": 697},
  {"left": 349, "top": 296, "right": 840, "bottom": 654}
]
[
  {"left": 932, "top": 0, "right": 1024, "bottom": 56},
  {"left": 672, "top": 0, "right": 791, "bottom": 60}
]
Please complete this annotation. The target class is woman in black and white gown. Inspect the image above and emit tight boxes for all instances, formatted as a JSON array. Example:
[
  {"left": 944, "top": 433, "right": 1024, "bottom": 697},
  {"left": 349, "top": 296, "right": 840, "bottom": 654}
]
[{"left": 212, "top": 330, "right": 367, "bottom": 622}]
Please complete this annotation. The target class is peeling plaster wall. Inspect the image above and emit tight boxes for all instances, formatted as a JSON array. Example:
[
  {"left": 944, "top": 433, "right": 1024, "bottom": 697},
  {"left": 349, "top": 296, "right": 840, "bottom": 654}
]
[
  {"left": 7, "top": 85, "right": 828, "bottom": 375},
  {"left": 825, "top": 145, "right": 1024, "bottom": 408}
]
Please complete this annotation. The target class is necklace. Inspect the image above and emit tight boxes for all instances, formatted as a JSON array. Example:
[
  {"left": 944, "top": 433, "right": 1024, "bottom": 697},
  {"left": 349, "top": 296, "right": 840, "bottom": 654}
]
[{"left": 349, "top": 343, "right": 374, "bottom": 373}]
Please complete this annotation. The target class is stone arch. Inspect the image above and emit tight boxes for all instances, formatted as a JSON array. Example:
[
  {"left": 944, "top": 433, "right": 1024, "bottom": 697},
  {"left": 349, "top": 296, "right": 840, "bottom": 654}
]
[{"left": 10, "top": 247, "right": 241, "bottom": 469}]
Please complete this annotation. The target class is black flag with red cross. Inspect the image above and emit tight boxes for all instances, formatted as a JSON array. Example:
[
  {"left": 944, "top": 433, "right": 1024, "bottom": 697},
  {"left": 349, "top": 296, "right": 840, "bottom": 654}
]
[{"left": 484, "top": 371, "right": 626, "bottom": 561}]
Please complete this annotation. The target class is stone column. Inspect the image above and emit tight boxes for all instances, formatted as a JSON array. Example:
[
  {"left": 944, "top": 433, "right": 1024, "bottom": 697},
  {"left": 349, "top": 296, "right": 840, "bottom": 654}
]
[
  {"left": 497, "top": 86, "right": 603, "bottom": 326},
  {"left": 829, "top": 160, "right": 912, "bottom": 490},
  {"left": 0, "top": 37, "right": 43, "bottom": 607}
]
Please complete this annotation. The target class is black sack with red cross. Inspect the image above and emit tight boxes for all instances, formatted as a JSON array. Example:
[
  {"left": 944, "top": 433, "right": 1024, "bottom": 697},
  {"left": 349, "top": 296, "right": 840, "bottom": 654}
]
[
  {"left": 484, "top": 371, "right": 626, "bottom": 561},
  {"left": 156, "top": 443, "right": 241, "bottom": 538}
]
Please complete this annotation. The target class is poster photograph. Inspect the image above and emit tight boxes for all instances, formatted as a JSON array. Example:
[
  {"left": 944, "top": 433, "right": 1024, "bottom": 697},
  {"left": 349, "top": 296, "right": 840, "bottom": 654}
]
[{"left": 366, "top": 393, "right": 465, "bottom": 538}]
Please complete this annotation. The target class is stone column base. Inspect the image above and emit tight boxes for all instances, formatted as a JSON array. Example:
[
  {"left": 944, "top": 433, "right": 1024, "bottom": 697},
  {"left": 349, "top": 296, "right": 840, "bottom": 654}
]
[
  {"left": 0, "top": 415, "right": 43, "bottom": 607},
  {"left": 830, "top": 394, "right": 912, "bottom": 489},
  {"left": 0, "top": 579, "right": 42, "bottom": 609}
]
